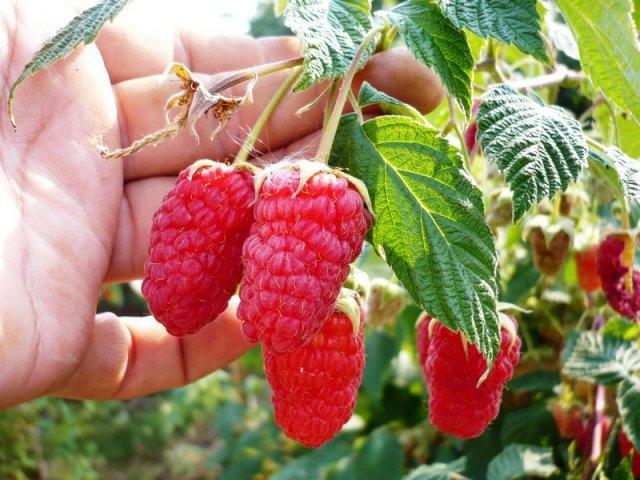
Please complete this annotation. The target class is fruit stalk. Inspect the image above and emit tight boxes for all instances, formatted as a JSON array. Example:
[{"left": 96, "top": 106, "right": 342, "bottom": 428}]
[
  {"left": 207, "top": 57, "right": 304, "bottom": 97},
  {"left": 315, "top": 25, "right": 384, "bottom": 164},
  {"left": 235, "top": 67, "right": 302, "bottom": 164}
]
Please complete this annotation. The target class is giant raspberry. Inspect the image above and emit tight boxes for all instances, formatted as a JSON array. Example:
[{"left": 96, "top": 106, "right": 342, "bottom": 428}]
[
  {"left": 575, "top": 246, "right": 601, "bottom": 293},
  {"left": 421, "top": 316, "right": 521, "bottom": 439},
  {"left": 263, "top": 303, "right": 365, "bottom": 447},
  {"left": 238, "top": 162, "right": 371, "bottom": 353},
  {"left": 619, "top": 429, "right": 640, "bottom": 476},
  {"left": 142, "top": 161, "right": 255, "bottom": 336},
  {"left": 597, "top": 233, "right": 640, "bottom": 319}
]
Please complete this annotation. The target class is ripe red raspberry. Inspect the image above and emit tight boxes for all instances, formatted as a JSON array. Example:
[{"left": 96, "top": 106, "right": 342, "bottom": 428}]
[
  {"left": 597, "top": 234, "right": 640, "bottom": 319},
  {"left": 238, "top": 163, "right": 371, "bottom": 353},
  {"left": 619, "top": 429, "right": 640, "bottom": 476},
  {"left": 421, "top": 316, "right": 521, "bottom": 439},
  {"left": 575, "top": 246, "right": 601, "bottom": 293},
  {"left": 416, "top": 313, "right": 430, "bottom": 371},
  {"left": 142, "top": 161, "right": 255, "bottom": 336},
  {"left": 263, "top": 304, "right": 365, "bottom": 448}
]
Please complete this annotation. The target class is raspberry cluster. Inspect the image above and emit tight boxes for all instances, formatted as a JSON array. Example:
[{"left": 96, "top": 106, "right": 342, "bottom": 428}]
[
  {"left": 142, "top": 160, "right": 371, "bottom": 447},
  {"left": 417, "top": 315, "right": 521, "bottom": 439},
  {"left": 597, "top": 234, "right": 640, "bottom": 319}
]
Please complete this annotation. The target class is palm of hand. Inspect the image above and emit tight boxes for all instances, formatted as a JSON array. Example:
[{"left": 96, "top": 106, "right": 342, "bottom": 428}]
[{"left": 1, "top": 0, "right": 122, "bottom": 406}]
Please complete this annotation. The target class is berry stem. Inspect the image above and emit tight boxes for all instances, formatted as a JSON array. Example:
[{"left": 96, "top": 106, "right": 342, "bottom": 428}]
[
  {"left": 323, "top": 80, "right": 340, "bottom": 131},
  {"left": 235, "top": 67, "right": 302, "bottom": 164},
  {"left": 207, "top": 57, "right": 303, "bottom": 97},
  {"left": 316, "top": 26, "right": 384, "bottom": 164}
]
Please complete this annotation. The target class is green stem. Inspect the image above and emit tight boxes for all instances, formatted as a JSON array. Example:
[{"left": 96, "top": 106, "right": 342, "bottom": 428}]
[
  {"left": 603, "top": 97, "right": 620, "bottom": 147},
  {"left": 446, "top": 94, "right": 471, "bottom": 170},
  {"left": 586, "top": 136, "right": 607, "bottom": 153},
  {"left": 316, "top": 26, "right": 384, "bottom": 164},
  {"left": 348, "top": 88, "right": 364, "bottom": 123},
  {"left": 551, "top": 193, "right": 562, "bottom": 223},
  {"left": 323, "top": 80, "right": 340, "bottom": 131},
  {"left": 234, "top": 67, "right": 302, "bottom": 163}
]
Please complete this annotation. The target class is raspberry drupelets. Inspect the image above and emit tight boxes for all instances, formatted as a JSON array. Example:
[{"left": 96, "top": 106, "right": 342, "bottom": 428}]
[
  {"left": 418, "top": 315, "right": 521, "bottom": 439},
  {"left": 238, "top": 162, "right": 371, "bottom": 353},
  {"left": 263, "top": 302, "right": 365, "bottom": 447},
  {"left": 142, "top": 161, "right": 255, "bottom": 336},
  {"left": 597, "top": 233, "right": 640, "bottom": 319}
]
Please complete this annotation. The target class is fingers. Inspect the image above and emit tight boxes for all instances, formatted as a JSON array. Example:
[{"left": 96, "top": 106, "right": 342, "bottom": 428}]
[
  {"left": 68, "top": 0, "right": 301, "bottom": 83},
  {"left": 116, "top": 48, "right": 444, "bottom": 180},
  {"left": 53, "top": 298, "right": 253, "bottom": 400},
  {"left": 106, "top": 176, "right": 175, "bottom": 282}
]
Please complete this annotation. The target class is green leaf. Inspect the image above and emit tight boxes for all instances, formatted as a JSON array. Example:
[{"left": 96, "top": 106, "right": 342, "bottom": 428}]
[
  {"left": 439, "top": 0, "right": 548, "bottom": 61},
  {"left": 331, "top": 114, "right": 500, "bottom": 363},
  {"left": 508, "top": 370, "right": 560, "bottom": 392},
  {"left": 7, "top": 0, "right": 131, "bottom": 127},
  {"left": 605, "top": 148, "right": 640, "bottom": 226},
  {"left": 588, "top": 147, "right": 640, "bottom": 225},
  {"left": 613, "top": 457, "right": 635, "bottom": 480},
  {"left": 562, "top": 331, "right": 640, "bottom": 385},
  {"left": 361, "top": 330, "right": 399, "bottom": 400},
  {"left": 327, "top": 428, "right": 404, "bottom": 480},
  {"left": 403, "top": 457, "right": 467, "bottom": 480},
  {"left": 283, "top": 0, "right": 372, "bottom": 91},
  {"left": 272, "top": 440, "right": 351, "bottom": 480},
  {"left": 388, "top": 0, "right": 474, "bottom": 115},
  {"left": 617, "top": 378, "right": 640, "bottom": 452},
  {"left": 499, "top": 404, "right": 557, "bottom": 446},
  {"left": 477, "top": 85, "right": 588, "bottom": 221},
  {"left": 358, "top": 81, "right": 429, "bottom": 125},
  {"left": 556, "top": 0, "right": 640, "bottom": 125},
  {"left": 487, "top": 444, "right": 559, "bottom": 480}
]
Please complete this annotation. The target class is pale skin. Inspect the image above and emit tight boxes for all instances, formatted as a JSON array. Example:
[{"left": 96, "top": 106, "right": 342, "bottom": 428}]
[{"left": 0, "top": 0, "right": 444, "bottom": 408}]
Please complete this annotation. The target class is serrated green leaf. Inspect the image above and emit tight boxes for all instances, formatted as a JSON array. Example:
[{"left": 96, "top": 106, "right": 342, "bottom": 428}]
[
  {"left": 562, "top": 331, "right": 640, "bottom": 384},
  {"left": 556, "top": 0, "right": 640, "bottom": 125},
  {"left": 358, "top": 81, "right": 429, "bottom": 125},
  {"left": 593, "top": 103, "right": 640, "bottom": 158},
  {"left": 605, "top": 147, "right": 640, "bottom": 226},
  {"left": 617, "top": 378, "right": 640, "bottom": 452},
  {"left": 283, "top": 0, "right": 372, "bottom": 91},
  {"left": 388, "top": 0, "right": 474, "bottom": 115},
  {"left": 403, "top": 457, "right": 467, "bottom": 480},
  {"left": 487, "top": 444, "right": 559, "bottom": 480},
  {"left": 439, "top": 0, "right": 548, "bottom": 61},
  {"left": 7, "top": 0, "right": 131, "bottom": 127},
  {"left": 477, "top": 85, "right": 588, "bottom": 221},
  {"left": 331, "top": 114, "right": 500, "bottom": 363}
]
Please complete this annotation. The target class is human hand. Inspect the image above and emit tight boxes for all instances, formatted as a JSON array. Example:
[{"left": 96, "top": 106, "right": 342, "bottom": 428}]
[{"left": 0, "top": 0, "right": 443, "bottom": 408}]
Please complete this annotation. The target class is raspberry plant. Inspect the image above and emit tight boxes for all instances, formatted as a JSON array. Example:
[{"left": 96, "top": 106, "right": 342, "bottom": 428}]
[{"left": 6, "top": 0, "right": 640, "bottom": 477}]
